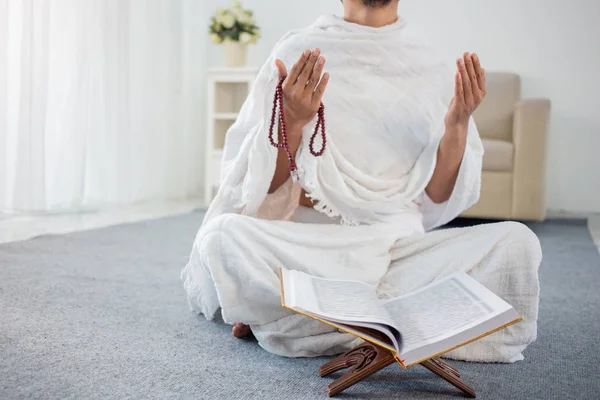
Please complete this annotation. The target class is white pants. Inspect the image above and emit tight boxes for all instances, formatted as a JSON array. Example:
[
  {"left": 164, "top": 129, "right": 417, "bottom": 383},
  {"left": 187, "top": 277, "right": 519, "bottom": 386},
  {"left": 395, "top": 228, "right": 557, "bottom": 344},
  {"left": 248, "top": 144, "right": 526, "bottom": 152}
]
[{"left": 184, "top": 208, "right": 541, "bottom": 363}]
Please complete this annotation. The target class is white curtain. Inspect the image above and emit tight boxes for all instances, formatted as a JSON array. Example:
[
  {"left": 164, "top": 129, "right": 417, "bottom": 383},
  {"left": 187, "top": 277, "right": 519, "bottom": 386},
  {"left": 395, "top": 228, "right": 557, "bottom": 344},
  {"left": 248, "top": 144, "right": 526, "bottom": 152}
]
[{"left": 0, "top": 0, "right": 206, "bottom": 213}]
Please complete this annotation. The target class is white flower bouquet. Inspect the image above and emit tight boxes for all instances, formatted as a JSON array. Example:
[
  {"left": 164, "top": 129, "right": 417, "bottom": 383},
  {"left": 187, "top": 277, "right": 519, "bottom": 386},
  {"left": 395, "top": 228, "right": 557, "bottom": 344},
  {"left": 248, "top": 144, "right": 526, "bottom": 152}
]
[{"left": 209, "top": 2, "right": 260, "bottom": 45}]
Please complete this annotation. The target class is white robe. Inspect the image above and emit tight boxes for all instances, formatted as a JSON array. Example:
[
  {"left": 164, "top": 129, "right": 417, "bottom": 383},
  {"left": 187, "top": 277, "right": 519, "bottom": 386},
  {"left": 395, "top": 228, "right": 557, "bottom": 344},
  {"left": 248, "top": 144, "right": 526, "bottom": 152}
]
[{"left": 182, "top": 15, "right": 541, "bottom": 363}]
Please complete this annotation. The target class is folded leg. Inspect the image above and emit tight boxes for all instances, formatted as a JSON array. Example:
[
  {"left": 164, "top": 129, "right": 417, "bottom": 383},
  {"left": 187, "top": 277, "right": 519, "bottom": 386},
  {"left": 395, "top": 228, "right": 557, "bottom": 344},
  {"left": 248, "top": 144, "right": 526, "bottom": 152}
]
[
  {"left": 182, "top": 211, "right": 398, "bottom": 357},
  {"left": 379, "top": 221, "right": 542, "bottom": 363}
]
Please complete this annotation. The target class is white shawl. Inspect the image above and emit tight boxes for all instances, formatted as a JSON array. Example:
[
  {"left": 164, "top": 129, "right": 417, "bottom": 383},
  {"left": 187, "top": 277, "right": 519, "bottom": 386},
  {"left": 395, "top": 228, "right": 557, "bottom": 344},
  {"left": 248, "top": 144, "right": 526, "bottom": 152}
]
[{"left": 204, "top": 15, "right": 483, "bottom": 230}]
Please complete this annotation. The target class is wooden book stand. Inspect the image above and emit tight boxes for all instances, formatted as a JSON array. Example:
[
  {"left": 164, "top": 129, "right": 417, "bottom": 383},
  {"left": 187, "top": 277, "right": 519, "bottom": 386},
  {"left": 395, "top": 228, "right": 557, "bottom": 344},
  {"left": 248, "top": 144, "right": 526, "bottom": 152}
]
[{"left": 319, "top": 340, "right": 476, "bottom": 398}]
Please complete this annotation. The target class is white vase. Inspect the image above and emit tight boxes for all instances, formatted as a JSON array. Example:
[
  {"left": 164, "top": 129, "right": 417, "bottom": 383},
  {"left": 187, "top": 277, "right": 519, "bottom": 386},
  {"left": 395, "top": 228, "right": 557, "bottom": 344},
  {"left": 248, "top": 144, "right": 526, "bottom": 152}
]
[{"left": 222, "top": 41, "right": 248, "bottom": 68}]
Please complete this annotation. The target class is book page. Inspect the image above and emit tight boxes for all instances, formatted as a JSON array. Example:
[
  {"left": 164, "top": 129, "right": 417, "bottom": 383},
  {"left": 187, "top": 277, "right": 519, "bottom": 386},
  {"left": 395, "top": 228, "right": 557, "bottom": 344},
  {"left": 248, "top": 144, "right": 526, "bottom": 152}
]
[
  {"left": 382, "top": 275, "right": 493, "bottom": 352},
  {"left": 309, "top": 277, "right": 393, "bottom": 325},
  {"left": 283, "top": 269, "right": 394, "bottom": 326}
]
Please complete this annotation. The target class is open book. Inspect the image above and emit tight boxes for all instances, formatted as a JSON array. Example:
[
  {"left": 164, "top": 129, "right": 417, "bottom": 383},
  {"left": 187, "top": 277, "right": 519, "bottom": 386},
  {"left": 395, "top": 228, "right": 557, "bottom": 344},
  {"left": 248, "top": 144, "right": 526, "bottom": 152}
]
[{"left": 279, "top": 269, "right": 522, "bottom": 368}]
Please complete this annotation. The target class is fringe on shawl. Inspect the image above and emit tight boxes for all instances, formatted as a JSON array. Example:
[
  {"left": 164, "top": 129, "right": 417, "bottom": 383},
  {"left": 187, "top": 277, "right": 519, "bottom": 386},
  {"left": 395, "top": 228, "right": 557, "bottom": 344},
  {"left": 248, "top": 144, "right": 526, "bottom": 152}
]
[{"left": 295, "top": 164, "right": 362, "bottom": 227}]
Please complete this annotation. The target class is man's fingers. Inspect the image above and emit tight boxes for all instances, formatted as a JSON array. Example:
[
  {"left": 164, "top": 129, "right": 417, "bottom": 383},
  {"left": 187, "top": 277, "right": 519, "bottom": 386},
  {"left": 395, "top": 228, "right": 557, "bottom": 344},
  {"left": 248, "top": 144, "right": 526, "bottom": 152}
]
[
  {"left": 275, "top": 59, "right": 287, "bottom": 79},
  {"left": 464, "top": 52, "right": 479, "bottom": 92},
  {"left": 312, "top": 72, "right": 330, "bottom": 109},
  {"left": 299, "top": 48, "right": 321, "bottom": 86},
  {"left": 306, "top": 56, "right": 326, "bottom": 93},
  {"left": 482, "top": 68, "right": 487, "bottom": 89},
  {"left": 285, "top": 49, "right": 311, "bottom": 88},
  {"left": 458, "top": 56, "right": 473, "bottom": 106},
  {"left": 472, "top": 54, "right": 485, "bottom": 93},
  {"left": 455, "top": 72, "right": 464, "bottom": 104}
]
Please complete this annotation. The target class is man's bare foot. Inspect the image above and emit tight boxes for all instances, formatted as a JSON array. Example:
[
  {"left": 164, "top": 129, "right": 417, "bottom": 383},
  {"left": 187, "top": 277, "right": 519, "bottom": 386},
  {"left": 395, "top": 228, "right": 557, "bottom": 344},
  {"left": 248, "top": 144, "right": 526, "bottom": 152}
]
[{"left": 232, "top": 323, "right": 252, "bottom": 338}]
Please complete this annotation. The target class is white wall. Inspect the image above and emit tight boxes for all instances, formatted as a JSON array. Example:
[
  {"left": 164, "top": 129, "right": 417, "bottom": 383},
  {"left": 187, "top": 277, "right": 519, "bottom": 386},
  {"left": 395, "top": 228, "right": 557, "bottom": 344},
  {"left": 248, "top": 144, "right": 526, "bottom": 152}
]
[{"left": 204, "top": 0, "right": 600, "bottom": 214}]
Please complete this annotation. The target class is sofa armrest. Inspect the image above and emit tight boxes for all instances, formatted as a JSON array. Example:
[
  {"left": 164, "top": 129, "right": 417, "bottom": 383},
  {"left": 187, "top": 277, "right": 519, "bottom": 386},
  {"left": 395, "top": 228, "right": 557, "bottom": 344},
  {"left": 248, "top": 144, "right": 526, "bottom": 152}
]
[{"left": 512, "top": 98, "right": 551, "bottom": 221}]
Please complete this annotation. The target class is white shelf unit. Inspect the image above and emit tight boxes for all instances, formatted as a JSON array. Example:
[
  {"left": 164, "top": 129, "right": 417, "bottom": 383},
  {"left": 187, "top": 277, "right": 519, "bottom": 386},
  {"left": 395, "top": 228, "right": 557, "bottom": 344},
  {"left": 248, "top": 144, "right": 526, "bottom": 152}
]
[{"left": 205, "top": 67, "right": 258, "bottom": 206}]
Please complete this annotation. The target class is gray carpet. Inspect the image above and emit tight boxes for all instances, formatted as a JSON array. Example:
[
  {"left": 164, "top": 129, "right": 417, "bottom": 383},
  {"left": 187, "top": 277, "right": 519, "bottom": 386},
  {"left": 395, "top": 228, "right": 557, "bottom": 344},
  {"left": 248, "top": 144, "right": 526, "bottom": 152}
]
[{"left": 1, "top": 212, "right": 599, "bottom": 400}]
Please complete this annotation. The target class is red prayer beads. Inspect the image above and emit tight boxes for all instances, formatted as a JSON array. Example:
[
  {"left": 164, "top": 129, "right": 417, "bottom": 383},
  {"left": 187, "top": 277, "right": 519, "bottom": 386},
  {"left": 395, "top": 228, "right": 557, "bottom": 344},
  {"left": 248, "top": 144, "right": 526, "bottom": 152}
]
[
  {"left": 310, "top": 105, "right": 327, "bottom": 157},
  {"left": 268, "top": 77, "right": 327, "bottom": 178}
]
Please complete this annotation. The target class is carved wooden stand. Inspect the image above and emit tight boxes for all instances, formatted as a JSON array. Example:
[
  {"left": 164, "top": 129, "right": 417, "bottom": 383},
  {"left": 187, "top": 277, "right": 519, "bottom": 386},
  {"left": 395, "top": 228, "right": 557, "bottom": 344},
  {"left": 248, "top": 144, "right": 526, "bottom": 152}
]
[{"left": 319, "top": 342, "right": 477, "bottom": 397}]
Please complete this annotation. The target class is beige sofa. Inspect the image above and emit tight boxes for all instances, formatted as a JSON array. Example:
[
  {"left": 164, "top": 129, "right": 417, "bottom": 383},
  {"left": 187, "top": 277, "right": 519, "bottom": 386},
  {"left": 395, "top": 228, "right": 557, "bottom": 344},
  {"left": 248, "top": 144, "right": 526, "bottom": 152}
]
[{"left": 462, "top": 72, "right": 551, "bottom": 221}]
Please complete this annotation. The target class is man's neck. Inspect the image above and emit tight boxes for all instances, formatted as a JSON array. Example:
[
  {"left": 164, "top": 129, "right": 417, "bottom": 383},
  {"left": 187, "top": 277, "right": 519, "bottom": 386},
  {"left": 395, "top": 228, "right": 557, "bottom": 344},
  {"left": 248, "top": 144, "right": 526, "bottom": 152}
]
[{"left": 343, "top": 1, "right": 399, "bottom": 28}]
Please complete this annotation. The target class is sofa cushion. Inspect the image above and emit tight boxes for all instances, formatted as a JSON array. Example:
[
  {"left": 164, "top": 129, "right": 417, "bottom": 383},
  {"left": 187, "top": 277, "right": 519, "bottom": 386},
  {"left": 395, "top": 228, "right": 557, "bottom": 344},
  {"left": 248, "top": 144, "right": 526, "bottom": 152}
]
[{"left": 482, "top": 138, "right": 514, "bottom": 172}]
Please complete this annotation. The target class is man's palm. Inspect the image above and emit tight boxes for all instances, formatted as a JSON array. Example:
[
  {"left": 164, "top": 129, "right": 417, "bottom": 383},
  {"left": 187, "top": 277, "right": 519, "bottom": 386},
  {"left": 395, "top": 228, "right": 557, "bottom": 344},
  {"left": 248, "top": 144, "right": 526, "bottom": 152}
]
[{"left": 445, "top": 53, "right": 487, "bottom": 130}]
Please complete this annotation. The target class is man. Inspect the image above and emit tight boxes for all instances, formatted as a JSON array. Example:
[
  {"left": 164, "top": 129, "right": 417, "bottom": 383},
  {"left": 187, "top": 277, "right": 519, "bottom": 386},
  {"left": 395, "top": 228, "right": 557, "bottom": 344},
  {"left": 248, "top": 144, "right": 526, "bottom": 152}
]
[{"left": 182, "top": 0, "right": 541, "bottom": 363}]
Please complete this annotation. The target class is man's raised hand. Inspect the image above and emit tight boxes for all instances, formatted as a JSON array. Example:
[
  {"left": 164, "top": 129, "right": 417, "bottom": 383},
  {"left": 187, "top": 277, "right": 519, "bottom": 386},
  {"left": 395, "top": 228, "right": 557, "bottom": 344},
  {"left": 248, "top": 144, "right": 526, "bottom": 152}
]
[
  {"left": 275, "top": 48, "right": 329, "bottom": 131},
  {"left": 445, "top": 52, "right": 487, "bottom": 132}
]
